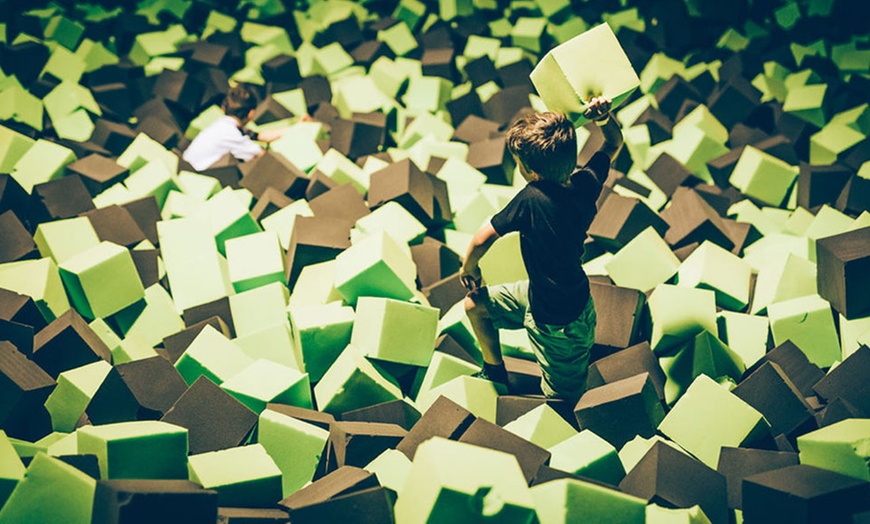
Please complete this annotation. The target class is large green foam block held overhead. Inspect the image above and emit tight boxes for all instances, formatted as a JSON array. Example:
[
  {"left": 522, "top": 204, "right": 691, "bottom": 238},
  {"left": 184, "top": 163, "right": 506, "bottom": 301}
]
[
  {"left": 658, "top": 374, "right": 770, "bottom": 470},
  {"left": 76, "top": 421, "right": 189, "bottom": 480},
  {"left": 395, "top": 436, "right": 536, "bottom": 523},
  {"left": 0, "top": 453, "right": 95, "bottom": 524},
  {"left": 351, "top": 297, "right": 440, "bottom": 367},
  {"left": 797, "top": 418, "right": 870, "bottom": 481},
  {"left": 188, "top": 443, "right": 282, "bottom": 508},
  {"left": 531, "top": 478, "right": 647, "bottom": 524},
  {"left": 531, "top": 22, "right": 640, "bottom": 125},
  {"left": 58, "top": 241, "right": 145, "bottom": 320}
]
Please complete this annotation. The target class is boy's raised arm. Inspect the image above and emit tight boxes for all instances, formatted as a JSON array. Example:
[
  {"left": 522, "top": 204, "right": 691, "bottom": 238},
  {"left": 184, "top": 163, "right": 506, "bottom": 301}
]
[
  {"left": 585, "top": 96, "right": 623, "bottom": 159},
  {"left": 460, "top": 221, "right": 500, "bottom": 290}
]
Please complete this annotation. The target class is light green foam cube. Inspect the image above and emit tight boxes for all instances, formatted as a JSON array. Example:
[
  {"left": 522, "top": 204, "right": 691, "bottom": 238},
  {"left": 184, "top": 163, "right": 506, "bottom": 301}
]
[
  {"left": 768, "top": 294, "right": 840, "bottom": 368},
  {"left": 750, "top": 252, "right": 816, "bottom": 315},
  {"left": 548, "top": 430, "right": 626, "bottom": 485},
  {"left": 659, "top": 330, "right": 745, "bottom": 405},
  {"left": 334, "top": 230, "right": 417, "bottom": 305},
  {"left": 334, "top": 74, "right": 394, "bottom": 119},
  {"left": 351, "top": 297, "right": 439, "bottom": 367},
  {"left": 353, "top": 201, "right": 427, "bottom": 246},
  {"left": 11, "top": 139, "right": 76, "bottom": 194},
  {"left": 0, "top": 258, "right": 70, "bottom": 322},
  {"left": 840, "top": 313, "right": 870, "bottom": 359},
  {"left": 43, "top": 80, "right": 101, "bottom": 121},
  {"left": 124, "top": 159, "right": 178, "bottom": 208},
  {"left": 437, "top": 300, "right": 483, "bottom": 364},
  {"left": 365, "top": 448, "right": 412, "bottom": 494},
  {"left": 289, "top": 302, "right": 354, "bottom": 383},
  {"left": 619, "top": 435, "right": 688, "bottom": 474},
  {"left": 271, "top": 125, "right": 324, "bottom": 173},
  {"left": 717, "top": 311, "right": 769, "bottom": 369},
  {"left": 672, "top": 104, "right": 728, "bottom": 144},
  {"left": 511, "top": 17, "right": 547, "bottom": 54},
  {"left": 0, "top": 84, "right": 43, "bottom": 132},
  {"left": 0, "top": 453, "right": 95, "bottom": 524},
  {"left": 313, "top": 346, "right": 403, "bottom": 415},
  {"left": 45, "top": 360, "right": 111, "bottom": 433},
  {"left": 288, "top": 260, "right": 342, "bottom": 308},
  {"left": 59, "top": 241, "right": 145, "bottom": 320},
  {"left": 235, "top": 322, "right": 304, "bottom": 372},
  {"left": 312, "top": 42, "right": 354, "bottom": 77},
  {"left": 198, "top": 187, "right": 262, "bottom": 256},
  {"left": 75, "top": 38, "right": 119, "bottom": 73},
  {"left": 479, "top": 231, "right": 529, "bottom": 286},
  {"left": 639, "top": 53, "right": 685, "bottom": 94},
  {"left": 261, "top": 199, "right": 314, "bottom": 251},
  {"left": 229, "top": 282, "right": 289, "bottom": 337},
  {"left": 503, "top": 404, "right": 577, "bottom": 449},
  {"left": 412, "top": 351, "right": 480, "bottom": 401},
  {"left": 0, "top": 124, "right": 35, "bottom": 174},
  {"left": 729, "top": 145, "right": 799, "bottom": 206},
  {"left": 677, "top": 241, "right": 751, "bottom": 311},
  {"left": 188, "top": 443, "right": 282, "bottom": 508},
  {"left": 221, "top": 359, "right": 311, "bottom": 413},
  {"left": 797, "top": 418, "right": 870, "bottom": 481},
  {"left": 257, "top": 408, "right": 329, "bottom": 497},
  {"left": 451, "top": 191, "right": 498, "bottom": 234},
  {"left": 783, "top": 83, "right": 828, "bottom": 127},
  {"left": 225, "top": 231, "right": 285, "bottom": 293},
  {"left": 648, "top": 284, "right": 718, "bottom": 355},
  {"left": 662, "top": 126, "right": 729, "bottom": 184},
  {"left": 117, "top": 132, "right": 178, "bottom": 175},
  {"left": 606, "top": 227, "right": 680, "bottom": 292},
  {"left": 658, "top": 374, "right": 770, "bottom": 469},
  {"left": 810, "top": 123, "right": 865, "bottom": 166},
  {"left": 116, "top": 282, "right": 183, "bottom": 347},
  {"left": 806, "top": 204, "right": 855, "bottom": 261},
  {"left": 532, "top": 478, "right": 646, "bottom": 524},
  {"left": 33, "top": 216, "right": 100, "bottom": 264},
  {"left": 175, "top": 325, "right": 254, "bottom": 386},
  {"left": 394, "top": 436, "right": 535, "bottom": 523},
  {"left": 531, "top": 23, "right": 639, "bottom": 125},
  {"left": 378, "top": 20, "right": 418, "bottom": 56},
  {"left": 0, "top": 431, "right": 25, "bottom": 507},
  {"left": 77, "top": 421, "right": 189, "bottom": 479},
  {"left": 41, "top": 44, "right": 86, "bottom": 83},
  {"left": 417, "top": 375, "right": 503, "bottom": 423},
  {"left": 128, "top": 29, "right": 181, "bottom": 66}
]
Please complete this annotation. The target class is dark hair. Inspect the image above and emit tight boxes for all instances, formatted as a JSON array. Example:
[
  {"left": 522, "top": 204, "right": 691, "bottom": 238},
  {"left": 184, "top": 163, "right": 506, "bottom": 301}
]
[
  {"left": 506, "top": 112, "right": 577, "bottom": 183},
  {"left": 222, "top": 85, "right": 258, "bottom": 120}
]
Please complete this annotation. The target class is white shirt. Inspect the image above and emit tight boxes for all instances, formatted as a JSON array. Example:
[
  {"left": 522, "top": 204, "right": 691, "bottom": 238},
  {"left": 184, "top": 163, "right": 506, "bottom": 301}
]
[{"left": 182, "top": 116, "right": 263, "bottom": 171}]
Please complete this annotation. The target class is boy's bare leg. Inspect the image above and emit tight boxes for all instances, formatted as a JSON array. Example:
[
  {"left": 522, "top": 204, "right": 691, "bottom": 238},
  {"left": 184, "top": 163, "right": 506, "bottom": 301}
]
[{"left": 464, "top": 293, "right": 509, "bottom": 385}]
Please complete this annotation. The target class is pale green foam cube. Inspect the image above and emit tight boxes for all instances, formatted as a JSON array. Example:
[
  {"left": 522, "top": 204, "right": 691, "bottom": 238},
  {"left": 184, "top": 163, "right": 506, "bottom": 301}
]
[
  {"left": 312, "top": 42, "right": 354, "bottom": 77},
  {"left": 59, "top": 241, "right": 145, "bottom": 320},
  {"left": 235, "top": 322, "right": 304, "bottom": 371},
  {"left": 229, "top": 282, "right": 289, "bottom": 337},
  {"left": 658, "top": 374, "right": 770, "bottom": 469},
  {"left": 729, "top": 145, "right": 799, "bottom": 206},
  {"left": 11, "top": 139, "right": 76, "bottom": 194},
  {"left": 639, "top": 52, "right": 685, "bottom": 94},
  {"left": 440, "top": 0, "right": 475, "bottom": 21},
  {"left": 548, "top": 430, "right": 625, "bottom": 485},
  {"left": 334, "top": 75, "right": 394, "bottom": 118},
  {"left": 353, "top": 201, "right": 426, "bottom": 246},
  {"left": 315, "top": 148, "right": 369, "bottom": 194},
  {"left": 370, "top": 57, "right": 411, "bottom": 99},
  {"left": 742, "top": 233, "right": 811, "bottom": 272},
  {"left": 672, "top": 105, "right": 728, "bottom": 144},
  {"left": 478, "top": 231, "right": 529, "bottom": 286},
  {"left": 394, "top": 437, "right": 535, "bottom": 523},
  {"left": 257, "top": 408, "right": 329, "bottom": 497},
  {"left": 0, "top": 431, "right": 25, "bottom": 506},
  {"left": 0, "top": 258, "right": 71, "bottom": 322},
  {"left": 33, "top": 216, "right": 100, "bottom": 264},
  {"left": 436, "top": 158, "right": 487, "bottom": 210},
  {"left": 76, "top": 38, "right": 118, "bottom": 73},
  {"left": 412, "top": 351, "right": 480, "bottom": 401},
  {"left": 646, "top": 504, "right": 712, "bottom": 524},
  {"left": 437, "top": 300, "right": 483, "bottom": 364},
  {"left": 750, "top": 252, "right": 816, "bottom": 315},
  {"left": 840, "top": 313, "right": 870, "bottom": 359},
  {"left": 717, "top": 311, "right": 769, "bottom": 368},
  {"left": 334, "top": 230, "right": 417, "bottom": 305},
  {"left": 648, "top": 284, "right": 717, "bottom": 355},
  {"left": 188, "top": 443, "right": 282, "bottom": 508},
  {"left": 111, "top": 335, "right": 160, "bottom": 365},
  {"left": 124, "top": 160, "right": 178, "bottom": 208},
  {"left": 0, "top": 453, "right": 95, "bottom": 524},
  {"left": 768, "top": 294, "right": 840, "bottom": 368},
  {"left": 289, "top": 302, "right": 354, "bottom": 382},
  {"left": 511, "top": 17, "right": 547, "bottom": 54},
  {"left": 0, "top": 84, "right": 44, "bottom": 133},
  {"left": 351, "top": 297, "right": 439, "bottom": 367},
  {"left": 314, "top": 346, "right": 403, "bottom": 415},
  {"left": 531, "top": 23, "right": 639, "bottom": 125},
  {"left": 288, "top": 260, "right": 342, "bottom": 308},
  {"left": 197, "top": 187, "right": 262, "bottom": 256},
  {"left": 163, "top": 251, "right": 228, "bottom": 314},
  {"left": 503, "top": 404, "right": 577, "bottom": 449},
  {"left": 365, "top": 448, "right": 412, "bottom": 494},
  {"left": 417, "top": 375, "right": 503, "bottom": 423},
  {"left": 45, "top": 360, "right": 112, "bottom": 433},
  {"left": 806, "top": 204, "right": 855, "bottom": 261},
  {"left": 41, "top": 44, "right": 86, "bottom": 83},
  {"left": 43, "top": 81, "right": 100, "bottom": 122},
  {"left": 0, "top": 124, "right": 35, "bottom": 174},
  {"left": 677, "top": 241, "right": 751, "bottom": 311},
  {"left": 606, "top": 227, "right": 680, "bottom": 292},
  {"left": 810, "top": 123, "right": 865, "bottom": 166},
  {"left": 783, "top": 83, "right": 828, "bottom": 127},
  {"left": 378, "top": 20, "right": 418, "bottom": 56},
  {"left": 116, "top": 133, "right": 177, "bottom": 175},
  {"left": 659, "top": 330, "right": 745, "bottom": 405},
  {"left": 221, "top": 359, "right": 311, "bottom": 413},
  {"left": 272, "top": 127, "right": 324, "bottom": 173},
  {"left": 261, "top": 199, "right": 314, "bottom": 251},
  {"left": 451, "top": 191, "right": 498, "bottom": 234},
  {"left": 619, "top": 435, "right": 688, "bottom": 474},
  {"left": 662, "top": 126, "right": 729, "bottom": 183},
  {"left": 77, "top": 421, "right": 189, "bottom": 479},
  {"left": 118, "top": 283, "right": 184, "bottom": 347},
  {"left": 225, "top": 231, "right": 285, "bottom": 294},
  {"left": 175, "top": 325, "right": 254, "bottom": 385},
  {"left": 185, "top": 105, "right": 225, "bottom": 140},
  {"left": 532, "top": 477, "right": 646, "bottom": 524},
  {"left": 797, "top": 418, "right": 870, "bottom": 481}
]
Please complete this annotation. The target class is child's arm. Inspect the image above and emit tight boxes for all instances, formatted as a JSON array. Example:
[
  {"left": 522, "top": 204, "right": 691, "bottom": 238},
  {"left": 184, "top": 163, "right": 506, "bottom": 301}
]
[
  {"left": 460, "top": 221, "right": 500, "bottom": 289},
  {"left": 585, "top": 96, "right": 623, "bottom": 158}
]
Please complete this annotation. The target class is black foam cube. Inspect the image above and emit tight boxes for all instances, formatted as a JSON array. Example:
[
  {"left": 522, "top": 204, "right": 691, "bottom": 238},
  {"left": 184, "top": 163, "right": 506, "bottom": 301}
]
[
  {"left": 395, "top": 396, "right": 475, "bottom": 460},
  {"left": 575, "top": 372, "right": 664, "bottom": 449},
  {"left": 812, "top": 345, "right": 870, "bottom": 417},
  {"left": 586, "top": 341, "right": 666, "bottom": 400},
  {"left": 0, "top": 210, "right": 37, "bottom": 263},
  {"left": 163, "top": 316, "right": 232, "bottom": 364},
  {"left": 732, "top": 361, "right": 816, "bottom": 438},
  {"left": 0, "top": 288, "right": 46, "bottom": 332},
  {"left": 278, "top": 466, "right": 379, "bottom": 515},
  {"left": 716, "top": 447, "right": 799, "bottom": 510},
  {"left": 65, "top": 154, "right": 129, "bottom": 197},
  {"left": 588, "top": 194, "right": 669, "bottom": 251},
  {"left": 458, "top": 417, "right": 551, "bottom": 484},
  {"left": 325, "top": 421, "right": 407, "bottom": 470},
  {"left": 340, "top": 399, "right": 421, "bottom": 431},
  {"left": 92, "top": 479, "right": 218, "bottom": 524},
  {"left": 32, "top": 309, "right": 111, "bottom": 378},
  {"left": 0, "top": 340, "right": 55, "bottom": 440},
  {"left": 115, "top": 356, "right": 188, "bottom": 419},
  {"left": 285, "top": 216, "right": 353, "bottom": 287},
  {"left": 30, "top": 175, "right": 95, "bottom": 225},
  {"left": 182, "top": 296, "right": 235, "bottom": 338},
  {"left": 466, "top": 136, "right": 515, "bottom": 186},
  {"left": 817, "top": 227, "right": 870, "bottom": 320},
  {"left": 660, "top": 187, "right": 734, "bottom": 251},
  {"left": 748, "top": 340, "right": 825, "bottom": 398},
  {"left": 238, "top": 150, "right": 309, "bottom": 200},
  {"left": 589, "top": 282, "right": 647, "bottom": 357},
  {"left": 330, "top": 112, "right": 386, "bottom": 159},
  {"left": 82, "top": 205, "right": 147, "bottom": 248},
  {"left": 309, "top": 183, "right": 370, "bottom": 223},
  {"left": 410, "top": 236, "right": 462, "bottom": 289},
  {"left": 284, "top": 486, "right": 393, "bottom": 524}
]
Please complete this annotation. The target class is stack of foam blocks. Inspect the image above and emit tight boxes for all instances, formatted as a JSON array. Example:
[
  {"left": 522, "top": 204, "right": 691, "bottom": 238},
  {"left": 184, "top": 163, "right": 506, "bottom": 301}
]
[{"left": 0, "top": 0, "right": 868, "bottom": 522}]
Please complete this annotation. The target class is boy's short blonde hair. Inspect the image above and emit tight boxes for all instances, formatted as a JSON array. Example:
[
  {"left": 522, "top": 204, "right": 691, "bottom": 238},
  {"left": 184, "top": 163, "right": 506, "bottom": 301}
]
[
  {"left": 506, "top": 112, "right": 577, "bottom": 183},
  {"left": 222, "top": 85, "right": 258, "bottom": 121}
]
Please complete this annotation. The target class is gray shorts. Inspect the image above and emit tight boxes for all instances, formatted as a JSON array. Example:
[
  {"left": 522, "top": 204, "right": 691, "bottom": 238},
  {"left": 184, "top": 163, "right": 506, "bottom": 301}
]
[{"left": 482, "top": 280, "right": 596, "bottom": 402}]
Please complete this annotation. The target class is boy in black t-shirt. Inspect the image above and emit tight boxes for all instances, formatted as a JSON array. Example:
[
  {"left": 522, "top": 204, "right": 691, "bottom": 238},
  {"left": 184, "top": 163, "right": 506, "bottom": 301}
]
[{"left": 461, "top": 97, "right": 623, "bottom": 403}]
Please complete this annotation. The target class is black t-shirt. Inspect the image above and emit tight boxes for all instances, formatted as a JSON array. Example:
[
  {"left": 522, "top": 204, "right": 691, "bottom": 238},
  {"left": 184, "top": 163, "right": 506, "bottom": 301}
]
[{"left": 490, "top": 151, "right": 610, "bottom": 325}]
